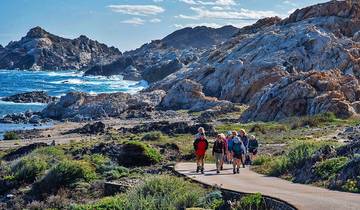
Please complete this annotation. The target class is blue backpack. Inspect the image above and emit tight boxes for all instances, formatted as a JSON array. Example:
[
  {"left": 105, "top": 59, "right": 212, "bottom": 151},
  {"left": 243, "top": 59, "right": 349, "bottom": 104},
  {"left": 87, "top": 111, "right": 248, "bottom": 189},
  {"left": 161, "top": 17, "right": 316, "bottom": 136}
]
[{"left": 232, "top": 138, "right": 243, "bottom": 155}]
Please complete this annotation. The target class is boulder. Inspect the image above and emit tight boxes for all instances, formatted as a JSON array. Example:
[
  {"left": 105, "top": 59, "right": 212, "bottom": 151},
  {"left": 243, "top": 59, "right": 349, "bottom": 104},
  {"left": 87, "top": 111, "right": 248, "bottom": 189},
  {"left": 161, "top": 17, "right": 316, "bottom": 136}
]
[
  {"left": 120, "top": 120, "right": 217, "bottom": 136},
  {"left": 2, "top": 91, "right": 57, "bottom": 104},
  {"left": 41, "top": 90, "right": 166, "bottom": 121},
  {"left": 241, "top": 70, "right": 360, "bottom": 122},
  {"left": 66, "top": 121, "right": 106, "bottom": 135},
  {"left": 91, "top": 142, "right": 160, "bottom": 167},
  {"left": 160, "top": 79, "right": 231, "bottom": 112}
]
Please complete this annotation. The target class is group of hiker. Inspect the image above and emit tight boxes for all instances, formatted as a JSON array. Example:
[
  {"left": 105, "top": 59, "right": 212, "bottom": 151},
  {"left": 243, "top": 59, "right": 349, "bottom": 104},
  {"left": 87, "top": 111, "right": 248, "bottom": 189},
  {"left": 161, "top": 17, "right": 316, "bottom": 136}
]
[{"left": 193, "top": 127, "right": 259, "bottom": 174}]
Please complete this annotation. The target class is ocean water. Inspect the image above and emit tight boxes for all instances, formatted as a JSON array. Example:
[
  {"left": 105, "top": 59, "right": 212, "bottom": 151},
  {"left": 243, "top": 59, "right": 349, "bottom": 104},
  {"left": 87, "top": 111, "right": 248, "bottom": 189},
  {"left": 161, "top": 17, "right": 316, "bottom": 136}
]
[{"left": 0, "top": 69, "right": 148, "bottom": 139}]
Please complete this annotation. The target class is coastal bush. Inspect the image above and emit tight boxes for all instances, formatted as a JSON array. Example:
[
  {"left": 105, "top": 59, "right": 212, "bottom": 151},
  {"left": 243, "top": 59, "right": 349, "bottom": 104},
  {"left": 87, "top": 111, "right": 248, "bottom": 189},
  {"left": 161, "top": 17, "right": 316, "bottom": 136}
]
[
  {"left": 342, "top": 179, "right": 359, "bottom": 193},
  {"left": 12, "top": 155, "right": 48, "bottom": 183},
  {"left": 237, "top": 193, "right": 265, "bottom": 210},
  {"left": 290, "top": 112, "right": 337, "bottom": 129},
  {"left": 105, "top": 166, "right": 130, "bottom": 180},
  {"left": 314, "top": 157, "right": 349, "bottom": 179},
  {"left": 141, "top": 131, "right": 163, "bottom": 141},
  {"left": 72, "top": 175, "right": 219, "bottom": 210},
  {"left": 31, "top": 147, "right": 66, "bottom": 164},
  {"left": 32, "top": 160, "right": 96, "bottom": 195},
  {"left": 286, "top": 142, "right": 322, "bottom": 169},
  {"left": 125, "top": 141, "right": 162, "bottom": 164},
  {"left": 252, "top": 154, "right": 272, "bottom": 166},
  {"left": 3, "top": 131, "right": 19, "bottom": 140}
]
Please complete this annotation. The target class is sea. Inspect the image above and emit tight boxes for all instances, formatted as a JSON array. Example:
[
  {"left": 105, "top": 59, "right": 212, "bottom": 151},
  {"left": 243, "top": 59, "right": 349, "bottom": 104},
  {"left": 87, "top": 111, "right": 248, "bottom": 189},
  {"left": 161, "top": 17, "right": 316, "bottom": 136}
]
[{"left": 0, "top": 69, "right": 148, "bottom": 139}]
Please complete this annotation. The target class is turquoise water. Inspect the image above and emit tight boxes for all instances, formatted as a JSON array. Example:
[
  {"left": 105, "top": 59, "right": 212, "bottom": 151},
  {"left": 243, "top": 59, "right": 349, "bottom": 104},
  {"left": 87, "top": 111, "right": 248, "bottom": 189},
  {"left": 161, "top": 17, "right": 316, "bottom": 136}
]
[{"left": 0, "top": 69, "right": 148, "bottom": 139}]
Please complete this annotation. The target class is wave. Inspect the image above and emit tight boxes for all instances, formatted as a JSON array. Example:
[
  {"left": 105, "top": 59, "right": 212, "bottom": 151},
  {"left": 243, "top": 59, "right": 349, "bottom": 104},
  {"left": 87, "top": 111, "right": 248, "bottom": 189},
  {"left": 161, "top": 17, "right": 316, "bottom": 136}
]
[
  {"left": 0, "top": 100, "right": 47, "bottom": 106},
  {"left": 44, "top": 71, "right": 84, "bottom": 77}
]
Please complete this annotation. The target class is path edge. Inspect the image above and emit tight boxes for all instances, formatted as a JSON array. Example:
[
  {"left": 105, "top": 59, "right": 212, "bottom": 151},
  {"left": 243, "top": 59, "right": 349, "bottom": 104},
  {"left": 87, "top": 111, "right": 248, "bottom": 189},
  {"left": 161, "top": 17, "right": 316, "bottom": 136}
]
[{"left": 172, "top": 163, "right": 298, "bottom": 210}]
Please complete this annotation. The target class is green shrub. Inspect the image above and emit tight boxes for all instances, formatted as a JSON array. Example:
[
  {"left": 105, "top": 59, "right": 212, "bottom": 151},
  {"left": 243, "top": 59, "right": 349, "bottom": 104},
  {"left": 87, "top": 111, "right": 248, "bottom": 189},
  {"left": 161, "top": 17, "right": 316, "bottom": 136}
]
[
  {"left": 32, "top": 160, "right": 96, "bottom": 195},
  {"left": 237, "top": 193, "right": 264, "bottom": 210},
  {"left": 3, "top": 131, "right": 19, "bottom": 140},
  {"left": 31, "top": 147, "right": 66, "bottom": 164},
  {"left": 141, "top": 131, "right": 163, "bottom": 141},
  {"left": 342, "top": 179, "right": 359, "bottom": 193},
  {"left": 286, "top": 142, "right": 322, "bottom": 169},
  {"left": 291, "top": 112, "right": 337, "bottom": 129},
  {"left": 125, "top": 141, "right": 162, "bottom": 164},
  {"left": 268, "top": 156, "right": 289, "bottom": 176},
  {"left": 12, "top": 155, "right": 48, "bottom": 183},
  {"left": 315, "top": 157, "right": 349, "bottom": 179},
  {"left": 252, "top": 155, "right": 272, "bottom": 166},
  {"left": 105, "top": 166, "right": 130, "bottom": 180},
  {"left": 73, "top": 175, "right": 216, "bottom": 210}
]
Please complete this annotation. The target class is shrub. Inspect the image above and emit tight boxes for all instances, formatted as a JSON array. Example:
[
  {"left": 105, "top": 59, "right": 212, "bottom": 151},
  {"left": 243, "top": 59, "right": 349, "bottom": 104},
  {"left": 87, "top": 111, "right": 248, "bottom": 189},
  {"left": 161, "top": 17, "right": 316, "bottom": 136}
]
[
  {"left": 291, "top": 112, "right": 337, "bottom": 129},
  {"left": 3, "top": 131, "right": 19, "bottom": 140},
  {"left": 105, "top": 166, "right": 130, "bottom": 180},
  {"left": 32, "top": 160, "right": 96, "bottom": 195},
  {"left": 72, "top": 175, "right": 217, "bottom": 210},
  {"left": 237, "top": 193, "right": 265, "bottom": 210},
  {"left": 252, "top": 154, "right": 272, "bottom": 166},
  {"left": 342, "top": 179, "right": 359, "bottom": 193},
  {"left": 286, "top": 142, "right": 321, "bottom": 169},
  {"left": 124, "top": 141, "right": 162, "bottom": 164},
  {"left": 31, "top": 147, "right": 66, "bottom": 164},
  {"left": 141, "top": 131, "right": 163, "bottom": 141},
  {"left": 268, "top": 156, "right": 289, "bottom": 176},
  {"left": 12, "top": 155, "right": 48, "bottom": 183},
  {"left": 315, "top": 157, "right": 349, "bottom": 179}
]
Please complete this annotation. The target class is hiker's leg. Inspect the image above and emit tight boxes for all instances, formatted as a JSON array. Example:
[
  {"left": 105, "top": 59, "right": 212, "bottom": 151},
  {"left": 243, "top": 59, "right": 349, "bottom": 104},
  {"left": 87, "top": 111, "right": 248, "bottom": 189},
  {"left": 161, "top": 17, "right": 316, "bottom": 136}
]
[{"left": 240, "top": 154, "right": 245, "bottom": 167}]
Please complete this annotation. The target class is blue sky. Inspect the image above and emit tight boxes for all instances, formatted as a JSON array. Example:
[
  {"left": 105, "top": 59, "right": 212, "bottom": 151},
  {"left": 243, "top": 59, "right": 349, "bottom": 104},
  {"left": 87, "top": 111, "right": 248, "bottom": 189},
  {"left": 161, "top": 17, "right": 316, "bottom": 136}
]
[{"left": 0, "top": 0, "right": 328, "bottom": 51}]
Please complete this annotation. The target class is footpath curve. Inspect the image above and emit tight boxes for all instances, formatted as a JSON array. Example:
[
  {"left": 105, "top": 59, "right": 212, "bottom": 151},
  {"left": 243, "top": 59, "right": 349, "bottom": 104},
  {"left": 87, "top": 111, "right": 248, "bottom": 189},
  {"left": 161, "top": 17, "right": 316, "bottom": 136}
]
[{"left": 175, "top": 162, "right": 360, "bottom": 210}]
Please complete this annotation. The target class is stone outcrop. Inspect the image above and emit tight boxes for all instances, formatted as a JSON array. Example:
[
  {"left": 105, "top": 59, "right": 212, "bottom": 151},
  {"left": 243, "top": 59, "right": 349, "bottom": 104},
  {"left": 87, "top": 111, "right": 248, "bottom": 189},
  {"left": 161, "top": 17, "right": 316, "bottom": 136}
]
[
  {"left": 149, "top": 0, "right": 360, "bottom": 121},
  {"left": 0, "top": 26, "right": 121, "bottom": 70},
  {"left": 41, "top": 90, "right": 166, "bottom": 121},
  {"left": 160, "top": 79, "right": 231, "bottom": 111},
  {"left": 66, "top": 121, "right": 106, "bottom": 135},
  {"left": 0, "top": 111, "right": 50, "bottom": 124},
  {"left": 2, "top": 91, "right": 57, "bottom": 104},
  {"left": 84, "top": 26, "right": 239, "bottom": 82},
  {"left": 242, "top": 70, "right": 360, "bottom": 121},
  {"left": 119, "top": 120, "right": 216, "bottom": 136}
]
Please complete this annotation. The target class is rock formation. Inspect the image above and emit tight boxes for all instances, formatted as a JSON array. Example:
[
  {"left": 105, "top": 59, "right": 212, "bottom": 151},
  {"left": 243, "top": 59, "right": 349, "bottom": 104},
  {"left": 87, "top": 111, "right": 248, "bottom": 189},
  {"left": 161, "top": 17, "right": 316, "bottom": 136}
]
[
  {"left": 84, "top": 26, "right": 239, "bottom": 82},
  {"left": 149, "top": 0, "right": 360, "bottom": 121},
  {"left": 2, "top": 91, "right": 57, "bottom": 104},
  {"left": 41, "top": 90, "right": 166, "bottom": 121},
  {"left": 0, "top": 26, "right": 121, "bottom": 70}
]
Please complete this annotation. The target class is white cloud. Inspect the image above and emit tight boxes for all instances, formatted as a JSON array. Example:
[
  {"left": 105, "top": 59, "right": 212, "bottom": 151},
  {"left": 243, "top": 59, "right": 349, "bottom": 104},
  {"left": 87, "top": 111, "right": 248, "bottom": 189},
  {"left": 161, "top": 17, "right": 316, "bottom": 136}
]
[
  {"left": 179, "top": 0, "right": 236, "bottom": 6},
  {"left": 121, "top": 17, "right": 145, "bottom": 25},
  {"left": 174, "top": 22, "right": 221, "bottom": 28},
  {"left": 177, "top": 7, "right": 279, "bottom": 20},
  {"left": 108, "top": 5, "right": 165, "bottom": 16},
  {"left": 153, "top": 0, "right": 164, "bottom": 2},
  {"left": 283, "top": 0, "right": 298, "bottom": 7},
  {"left": 150, "top": 18, "right": 162, "bottom": 23}
]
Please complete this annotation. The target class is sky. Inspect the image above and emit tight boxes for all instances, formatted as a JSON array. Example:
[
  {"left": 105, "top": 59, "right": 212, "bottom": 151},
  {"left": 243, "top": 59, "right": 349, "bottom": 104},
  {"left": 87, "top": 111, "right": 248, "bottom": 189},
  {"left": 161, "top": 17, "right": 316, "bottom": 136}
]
[{"left": 0, "top": 0, "right": 328, "bottom": 51}]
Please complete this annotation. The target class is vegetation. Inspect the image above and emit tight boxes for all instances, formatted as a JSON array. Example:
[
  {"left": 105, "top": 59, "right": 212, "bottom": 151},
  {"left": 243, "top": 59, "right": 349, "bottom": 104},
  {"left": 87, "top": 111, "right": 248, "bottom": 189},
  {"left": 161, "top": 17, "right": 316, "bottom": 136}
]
[
  {"left": 72, "top": 175, "right": 221, "bottom": 210},
  {"left": 237, "top": 193, "right": 265, "bottom": 210},
  {"left": 11, "top": 155, "right": 48, "bottom": 183},
  {"left": 125, "top": 141, "right": 162, "bottom": 164},
  {"left": 314, "top": 157, "right": 349, "bottom": 179},
  {"left": 141, "top": 131, "right": 163, "bottom": 141},
  {"left": 3, "top": 131, "right": 19, "bottom": 140}
]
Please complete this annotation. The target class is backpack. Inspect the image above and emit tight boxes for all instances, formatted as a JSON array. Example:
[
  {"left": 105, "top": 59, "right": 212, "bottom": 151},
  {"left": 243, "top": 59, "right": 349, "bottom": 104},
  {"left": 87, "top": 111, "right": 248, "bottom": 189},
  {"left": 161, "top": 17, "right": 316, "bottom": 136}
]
[{"left": 233, "top": 138, "right": 243, "bottom": 155}]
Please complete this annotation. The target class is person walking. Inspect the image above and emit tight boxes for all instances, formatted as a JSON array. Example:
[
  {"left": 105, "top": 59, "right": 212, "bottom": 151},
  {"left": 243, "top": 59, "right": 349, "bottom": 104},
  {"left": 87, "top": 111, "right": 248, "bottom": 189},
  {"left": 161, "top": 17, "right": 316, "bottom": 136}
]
[
  {"left": 239, "top": 129, "right": 249, "bottom": 166},
  {"left": 230, "top": 131, "right": 246, "bottom": 174},
  {"left": 248, "top": 135, "right": 259, "bottom": 165},
  {"left": 193, "top": 127, "right": 208, "bottom": 174},
  {"left": 213, "top": 133, "right": 226, "bottom": 174},
  {"left": 226, "top": 131, "right": 233, "bottom": 164}
]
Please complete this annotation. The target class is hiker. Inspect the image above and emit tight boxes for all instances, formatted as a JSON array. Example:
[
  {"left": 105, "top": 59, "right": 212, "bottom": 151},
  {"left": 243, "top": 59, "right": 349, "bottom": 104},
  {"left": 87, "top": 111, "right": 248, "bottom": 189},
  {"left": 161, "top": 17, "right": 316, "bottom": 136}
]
[
  {"left": 238, "top": 129, "right": 249, "bottom": 152},
  {"left": 213, "top": 133, "right": 226, "bottom": 174},
  {"left": 225, "top": 131, "right": 233, "bottom": 164},
  {"left": 248, "top": 135, "right": 259, "bottom": 165},
  {"left": 194, "top": 127, "right": 209, "bottom": 174},
  {"left": 230, "top": 131, "right": 246, "bottom": 174}
]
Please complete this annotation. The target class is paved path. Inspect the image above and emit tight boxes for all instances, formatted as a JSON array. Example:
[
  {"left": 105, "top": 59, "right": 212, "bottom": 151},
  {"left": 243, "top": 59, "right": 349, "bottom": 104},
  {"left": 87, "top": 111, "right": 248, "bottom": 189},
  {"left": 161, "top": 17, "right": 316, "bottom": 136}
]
[{"left": 175, "top": 163, "right": 360, "bottom": 210}]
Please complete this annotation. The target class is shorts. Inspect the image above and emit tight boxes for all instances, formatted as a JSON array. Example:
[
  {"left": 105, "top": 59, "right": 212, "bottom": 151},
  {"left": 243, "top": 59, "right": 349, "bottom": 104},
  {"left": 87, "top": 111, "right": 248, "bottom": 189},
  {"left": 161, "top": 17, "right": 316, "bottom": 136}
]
[
  {"left": 233, "top": 153, "right": 243, "bottom": 159},
  {"left": 249, "top": 148, "right": 258, "bottom": 155},
  {"left": 196, "top": 154, "right": 205, "bottom": 160}
]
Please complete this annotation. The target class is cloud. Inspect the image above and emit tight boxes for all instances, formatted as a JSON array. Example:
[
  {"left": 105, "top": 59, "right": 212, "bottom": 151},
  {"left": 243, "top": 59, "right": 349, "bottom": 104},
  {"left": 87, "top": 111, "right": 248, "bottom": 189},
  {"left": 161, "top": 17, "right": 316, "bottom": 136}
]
[
  {"left": 108, "top": 5, "right": 165, "bottom": 16},
  {"left": 179, "top": 0, "right": 236, "bottom": 6},
  {"left": 177, "top": 7, "right": 279, "bottom": 20},
  {"left": 174, "top": 22, "right": 221, "bottom": 28},
  {"left": 121, "top": 17, "right": 145, "bottom": 25},
  {"left": 150, "top": 18, "right": 162, "bottom": 23},
  {"left": 153, "top": 0, "right": 164, "bottom": 2},
  {"left": 283, "top": 0, "right": 298, "bottom": 7}
]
